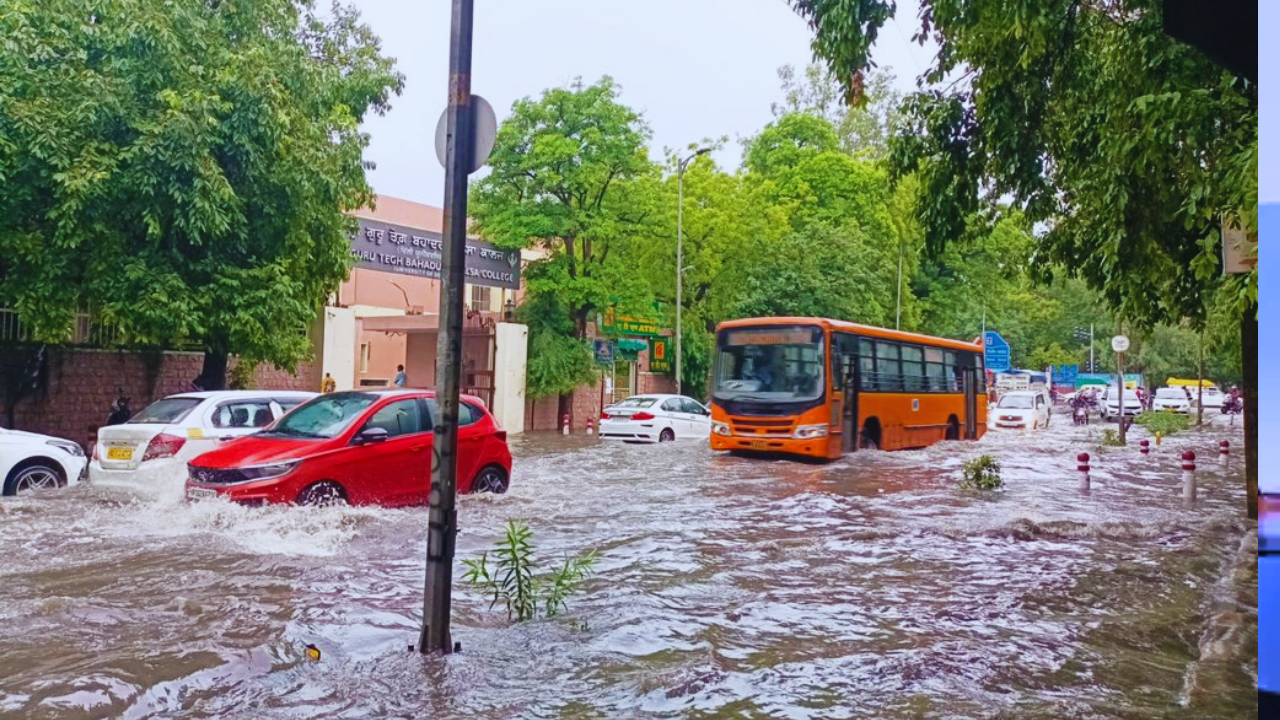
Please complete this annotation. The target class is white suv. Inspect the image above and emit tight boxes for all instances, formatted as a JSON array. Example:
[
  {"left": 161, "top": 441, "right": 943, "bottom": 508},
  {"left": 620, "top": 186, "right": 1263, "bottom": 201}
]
[{"left": 90, "top": 390, "right": 316, "bottom": 498}]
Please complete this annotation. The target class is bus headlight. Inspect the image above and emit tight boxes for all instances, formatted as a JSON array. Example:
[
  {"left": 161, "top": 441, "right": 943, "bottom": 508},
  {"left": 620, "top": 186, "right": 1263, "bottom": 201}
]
[
  {"left": 712, "top": 421, "right": 732, "bottom": 437},
  {"left": 793, "top": 424, "right": 828, "bottom": 439}
]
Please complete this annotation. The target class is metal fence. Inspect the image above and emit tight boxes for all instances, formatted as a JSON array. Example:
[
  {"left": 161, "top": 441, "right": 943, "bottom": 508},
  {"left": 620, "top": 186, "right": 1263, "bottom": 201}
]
[{"left": 0, "top": 308, "right": 125, "bottom": 348}]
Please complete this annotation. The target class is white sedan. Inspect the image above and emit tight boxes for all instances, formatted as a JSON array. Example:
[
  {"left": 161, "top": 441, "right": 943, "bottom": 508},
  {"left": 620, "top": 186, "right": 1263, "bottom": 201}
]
[
  {"left": 598, "top": 394, "right": 711, "bottom": 443},
  {"left": 90, "top": 390, "right": 316, "bottom": 498},
  {"left": 1152, "top": 387, "right": 1194, "bottom": 413},
  {"left": 1, "top": 428, "right": 88, "bottom": 496},
  {"left": 991, "top": 390, "right": 1052, "bottom": 430}
]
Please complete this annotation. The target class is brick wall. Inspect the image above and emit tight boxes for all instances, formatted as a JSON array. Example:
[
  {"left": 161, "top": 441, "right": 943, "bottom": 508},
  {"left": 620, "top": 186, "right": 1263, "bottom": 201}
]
[{"left": 0, "top": 348, "right": 316, "bottom": 447}]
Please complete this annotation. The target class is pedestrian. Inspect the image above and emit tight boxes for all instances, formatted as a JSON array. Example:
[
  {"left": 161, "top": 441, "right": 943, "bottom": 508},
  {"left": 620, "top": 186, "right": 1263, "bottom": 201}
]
[
  {"left": 394, "top": 364, "right": 407, "bottom": 388},
  {"left": 321, "top": 372, "right": 336, "bottom": 394}
]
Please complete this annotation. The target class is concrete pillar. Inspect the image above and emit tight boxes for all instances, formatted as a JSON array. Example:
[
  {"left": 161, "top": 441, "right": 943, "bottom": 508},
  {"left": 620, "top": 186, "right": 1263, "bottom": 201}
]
[
  {"left": 320, "top": 306, "right": 356, "bottom": 391},
  {"left": 492, "top": 322, "right": 528, "bottom": 435}
]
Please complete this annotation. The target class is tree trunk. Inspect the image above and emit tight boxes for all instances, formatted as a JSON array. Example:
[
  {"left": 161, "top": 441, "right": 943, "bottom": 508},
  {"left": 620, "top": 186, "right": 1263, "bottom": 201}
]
[
  {"left": 1243, "top": 302, "right": 1257, "bottom": 520},
  {"left": 195, "top": 348, "right": 229, "bottom": 391}
]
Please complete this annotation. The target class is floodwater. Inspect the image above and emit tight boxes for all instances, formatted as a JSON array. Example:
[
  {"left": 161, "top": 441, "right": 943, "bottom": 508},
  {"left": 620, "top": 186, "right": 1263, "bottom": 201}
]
[{"left": 0, "top": 415, "right": 1256, "bottom": 719}]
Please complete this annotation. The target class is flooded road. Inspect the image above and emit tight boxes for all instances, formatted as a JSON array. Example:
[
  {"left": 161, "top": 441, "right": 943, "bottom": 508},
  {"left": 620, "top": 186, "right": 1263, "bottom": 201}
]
[{"left": 0, "top": 417, "right": 1256, "bottom": 719}]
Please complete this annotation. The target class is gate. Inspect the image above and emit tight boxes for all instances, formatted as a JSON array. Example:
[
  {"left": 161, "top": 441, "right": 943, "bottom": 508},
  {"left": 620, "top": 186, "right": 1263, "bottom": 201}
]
[{"left": 461, "top": 310, "right": 496, "bottom": 408}]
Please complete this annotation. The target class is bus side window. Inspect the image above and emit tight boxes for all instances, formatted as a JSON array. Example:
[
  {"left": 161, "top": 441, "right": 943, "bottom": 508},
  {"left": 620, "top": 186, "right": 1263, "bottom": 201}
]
[
  {"left": 902, "top": 345, "right": 925, "bottom": 393},
  {"left": 859, "top": 339, "right": 876, "bottom": 391},
  {"left": 925, "top": 347, "right": 946, "bottom": 392},
  {"left": 944, "top": 351, "right": 958, "bottom": 392},
  {"left": 877, "top": 342, "right": 902, "bottom": 392}
]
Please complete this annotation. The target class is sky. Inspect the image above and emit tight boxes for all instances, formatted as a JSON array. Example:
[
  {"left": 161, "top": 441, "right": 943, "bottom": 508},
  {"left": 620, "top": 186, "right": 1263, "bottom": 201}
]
[{"left": 351, "top": 0, "right": 934, "bottom": 206}]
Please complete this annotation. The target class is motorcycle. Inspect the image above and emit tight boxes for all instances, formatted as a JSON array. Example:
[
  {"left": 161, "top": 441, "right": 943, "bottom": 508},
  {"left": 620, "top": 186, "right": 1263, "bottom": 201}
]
[{"left": 1072, "top": 400, "right": 1089, "bottom": 426}]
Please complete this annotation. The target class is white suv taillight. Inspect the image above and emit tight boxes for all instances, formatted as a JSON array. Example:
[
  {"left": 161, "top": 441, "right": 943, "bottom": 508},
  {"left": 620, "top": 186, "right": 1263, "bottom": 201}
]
[{"left": 142, "top": 433, "right": 186, "bottom": 462}]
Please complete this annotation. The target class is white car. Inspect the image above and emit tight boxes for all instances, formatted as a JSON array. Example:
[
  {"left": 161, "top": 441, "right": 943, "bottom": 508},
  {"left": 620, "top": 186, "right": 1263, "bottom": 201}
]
[
  {"left": 1197, "top": 386, "right": 1225, "bottom": 412},
  {"left": 1152, "top": 387, "right": 1194, "bottom": 413},
  {"left": 1, "top": 428, "right": 89, "bottom": 496},
  {"left": 598, "top": 394, "right": 711, "bottom": 443},
  {"left": 1099, "top": 386, "right": 1143, "bottom": 421},
  {"left": 992, "top": 390, "right": 1051, "bottom": 430},
  {"left": 90, "top": 390, "right": 317, "bottom": 497}
]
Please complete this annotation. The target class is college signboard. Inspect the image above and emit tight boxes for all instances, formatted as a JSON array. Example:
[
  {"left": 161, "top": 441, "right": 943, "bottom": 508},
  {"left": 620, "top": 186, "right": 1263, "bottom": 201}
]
[
  {"left": 982, "top": 331, "right": 1011, "bottom": 373},
  {"left": 349, "top": 218, "right": 520, "bottom": 290}
]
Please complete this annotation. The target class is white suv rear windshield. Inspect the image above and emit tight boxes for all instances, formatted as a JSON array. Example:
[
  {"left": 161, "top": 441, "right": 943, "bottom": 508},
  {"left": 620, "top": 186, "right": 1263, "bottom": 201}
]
[{"left": 130, "top": 397, "right": 202, "bottom": 424}]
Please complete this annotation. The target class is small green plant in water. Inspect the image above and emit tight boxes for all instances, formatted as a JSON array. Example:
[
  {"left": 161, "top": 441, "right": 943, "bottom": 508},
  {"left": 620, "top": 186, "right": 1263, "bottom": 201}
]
[
  {"left": 960, "top": 455, "right": 1002, "bottom": 490},
  {"left": 462, "top": 519, "right": 598, "bottom": 622},
  {"left": 1098, "top": 428, "right": 1125, "bottom": 447},
  {"left": 1134, "top": 412, "right": 1191, "bottom": 437}
]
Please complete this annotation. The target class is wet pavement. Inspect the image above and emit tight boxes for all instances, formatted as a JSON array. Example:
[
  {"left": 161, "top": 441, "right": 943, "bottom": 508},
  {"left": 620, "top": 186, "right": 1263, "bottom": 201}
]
[{"left": 0, "top": 415, "right": 1256, "bottom": 719}]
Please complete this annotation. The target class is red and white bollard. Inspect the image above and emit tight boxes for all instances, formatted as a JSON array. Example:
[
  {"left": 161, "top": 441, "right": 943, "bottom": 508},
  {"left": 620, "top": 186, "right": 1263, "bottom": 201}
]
[
  {"left": 562, "top": 413, "right": 571, "bottom": 436},
  {"left": 586, "top": 418, "right": 594, "bottom": 436},
  {"left": 1219, "top": 440, "right": 1229, "bottom": 467},
  {"left": 1077, "top": 452, "right": 1090, "bottom": 491},
  {"left": 1181, "top": 450, "right": 1196, "bottom": 500},
  {"left": 1139, "top": 439, "right": 1150, "bottom": 457}
]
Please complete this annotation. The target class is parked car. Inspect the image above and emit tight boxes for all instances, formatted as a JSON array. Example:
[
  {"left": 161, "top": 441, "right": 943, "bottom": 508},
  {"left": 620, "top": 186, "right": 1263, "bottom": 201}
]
[
  {"left": 1151, "top": 387, "right": 1194, "bottom": 413},
  {"left": 90, "top": 390, "right": 318, "bottom": 497},
  {"left": 599, "top": 394, "right": 711, "bottom": 443},
  {"left": 1099, "top": 386, "right": 1143, "bottom": 421},
  {"left": 991, "top": 390, "right": 1051, "bottom": 430},
  {"left": 1, "top": 428, "right": 88, "bottom": 496},
  {"left": 184, "top": 389, "right": 511, "bottom": 507}
]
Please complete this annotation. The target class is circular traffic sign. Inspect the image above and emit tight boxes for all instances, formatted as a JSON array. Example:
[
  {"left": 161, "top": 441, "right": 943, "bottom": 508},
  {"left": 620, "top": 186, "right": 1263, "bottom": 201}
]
[
  {"left": 1111, "top": 335, "right": 1130, "bottom": 353},
  {"left": 435, "top": 94, "right": 498, "bottom": 175}
]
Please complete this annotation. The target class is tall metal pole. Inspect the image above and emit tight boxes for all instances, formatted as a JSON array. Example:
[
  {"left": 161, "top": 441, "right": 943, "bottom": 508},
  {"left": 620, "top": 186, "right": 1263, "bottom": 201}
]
[
  {"left": 1089, "top": 324, "right": 1094, "bottom": 373},
  {"left": 895, "top": 239, "right": 903, "bottom": 330},
  {"left": 421, "top": 0, "right": 474, "bottom": 656},
  {"left": 675, "top": 161, "right": 684, "bottom": 396}
]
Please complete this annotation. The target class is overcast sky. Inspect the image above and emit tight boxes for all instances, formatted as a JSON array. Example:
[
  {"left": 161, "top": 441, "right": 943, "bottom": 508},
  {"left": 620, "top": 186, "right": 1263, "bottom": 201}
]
[{"left": 352, "top": 0, "right": 934, "bottom": 206}]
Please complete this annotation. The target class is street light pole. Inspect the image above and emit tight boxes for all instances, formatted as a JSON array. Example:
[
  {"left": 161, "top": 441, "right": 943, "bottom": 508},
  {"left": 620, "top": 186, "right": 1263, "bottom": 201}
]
[{"left": 675, "top": 147, "right": 709, "bottom": 396}]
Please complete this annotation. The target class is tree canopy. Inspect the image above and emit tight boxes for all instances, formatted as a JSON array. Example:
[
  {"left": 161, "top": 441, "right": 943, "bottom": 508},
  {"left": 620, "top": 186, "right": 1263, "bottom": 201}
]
[
  {"left": 789, "top": 0, "right": 1257, "bottom": 330},
  {"left": 0, "top": 0, "right": 403, "bottom": 386}
]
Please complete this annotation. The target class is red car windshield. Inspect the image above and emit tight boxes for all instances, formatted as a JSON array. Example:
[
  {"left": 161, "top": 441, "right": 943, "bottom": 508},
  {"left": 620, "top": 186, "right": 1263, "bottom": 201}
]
[{"left": 260, "top": 393, "right": 378, "bottom": 439}]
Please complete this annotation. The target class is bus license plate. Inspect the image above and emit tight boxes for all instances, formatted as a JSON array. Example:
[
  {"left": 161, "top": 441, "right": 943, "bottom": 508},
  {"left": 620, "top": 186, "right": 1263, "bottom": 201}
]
[{"left": 749, "top": 440, "right": 769, "bottom": 450}]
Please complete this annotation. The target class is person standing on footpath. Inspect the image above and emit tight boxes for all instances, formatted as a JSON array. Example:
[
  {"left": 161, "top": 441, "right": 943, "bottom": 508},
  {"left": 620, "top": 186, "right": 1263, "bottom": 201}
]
[{"left": 394, "top": 365, "right": 407, "bottom": 388}]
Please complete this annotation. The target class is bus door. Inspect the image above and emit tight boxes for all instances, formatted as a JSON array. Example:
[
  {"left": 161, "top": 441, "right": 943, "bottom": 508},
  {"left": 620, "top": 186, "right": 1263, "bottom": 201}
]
[
  {"left": 963, "top": 366, "right": 979, "bottom": 439},
  {"left": 843, "top": 354, "right": 860, "bottom": 454}
]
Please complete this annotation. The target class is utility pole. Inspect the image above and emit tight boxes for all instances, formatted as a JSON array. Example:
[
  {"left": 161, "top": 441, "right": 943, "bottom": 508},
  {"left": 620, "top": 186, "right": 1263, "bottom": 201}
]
[
  {"left": 421, "top": 0, "right": 475, "bottom": 656},
  {"left": 675, "top": 147, "right": 709, "bottom": 396},
  {"left": 895, "top": 238, "right": 904, "bottom": 330}
]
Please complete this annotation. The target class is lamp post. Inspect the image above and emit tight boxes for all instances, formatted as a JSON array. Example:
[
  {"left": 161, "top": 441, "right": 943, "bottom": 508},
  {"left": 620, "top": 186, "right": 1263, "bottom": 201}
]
[{"left": 676, "top": 147, "right": 710, "bottom": 396}]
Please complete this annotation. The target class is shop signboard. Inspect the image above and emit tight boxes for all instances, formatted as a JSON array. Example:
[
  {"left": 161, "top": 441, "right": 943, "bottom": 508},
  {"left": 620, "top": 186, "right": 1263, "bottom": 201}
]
[
  {"left": 983, "top": 331, "right": 1011, "bottom": 373},
  {"left": 601, "top": 305, "right": 662, "bottom": 337},
  {"left": 649, "top": 337, "right": 671, "bottom": 373}
]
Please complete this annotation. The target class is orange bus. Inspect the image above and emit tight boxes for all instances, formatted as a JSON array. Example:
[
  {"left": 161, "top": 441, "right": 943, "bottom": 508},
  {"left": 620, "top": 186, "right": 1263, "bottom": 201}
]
[{"left": 709, "top": 317, "right": 988, "bottom": 459}]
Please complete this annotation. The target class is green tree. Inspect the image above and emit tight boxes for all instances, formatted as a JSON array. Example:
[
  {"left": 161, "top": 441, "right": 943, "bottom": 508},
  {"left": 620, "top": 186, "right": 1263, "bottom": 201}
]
[
  {"left": 772, "top": 64, "right": 903, "bottom": 160},
  {"left": 469, "top": 77, "right": 659, "bottom": 411},
  {"left": 0, "top": 0, "right": 404, "bottom": 388}
]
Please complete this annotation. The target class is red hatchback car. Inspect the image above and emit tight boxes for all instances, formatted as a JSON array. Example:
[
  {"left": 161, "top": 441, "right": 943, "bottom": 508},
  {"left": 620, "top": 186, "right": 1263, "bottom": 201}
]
[{"left": 185, "top": 389, "right": 511, "bottom": 507}]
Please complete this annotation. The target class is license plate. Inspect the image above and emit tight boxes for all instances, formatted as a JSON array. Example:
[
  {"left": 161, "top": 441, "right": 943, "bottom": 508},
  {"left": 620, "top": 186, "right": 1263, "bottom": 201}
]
[
  {"left": 187, "top": 487, "right": 217, "bottom": 501},
  {"left": 106, "top": 447, "right": 133, "bottom": 461},
  {"left": 749, "top": 440, "right": 769, "bottom": 450}
]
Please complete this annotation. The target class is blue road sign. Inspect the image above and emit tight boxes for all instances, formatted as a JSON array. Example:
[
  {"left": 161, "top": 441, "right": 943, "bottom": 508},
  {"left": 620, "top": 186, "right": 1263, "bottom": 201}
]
[{"left": 983, "top": 331, "right": 1011, "bottom": 373}]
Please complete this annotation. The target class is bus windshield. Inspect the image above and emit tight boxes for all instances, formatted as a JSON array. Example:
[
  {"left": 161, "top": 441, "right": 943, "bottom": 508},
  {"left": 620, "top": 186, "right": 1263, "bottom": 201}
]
[{"left": 714, "top": 326, "right": 825, "bottom": 403}]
